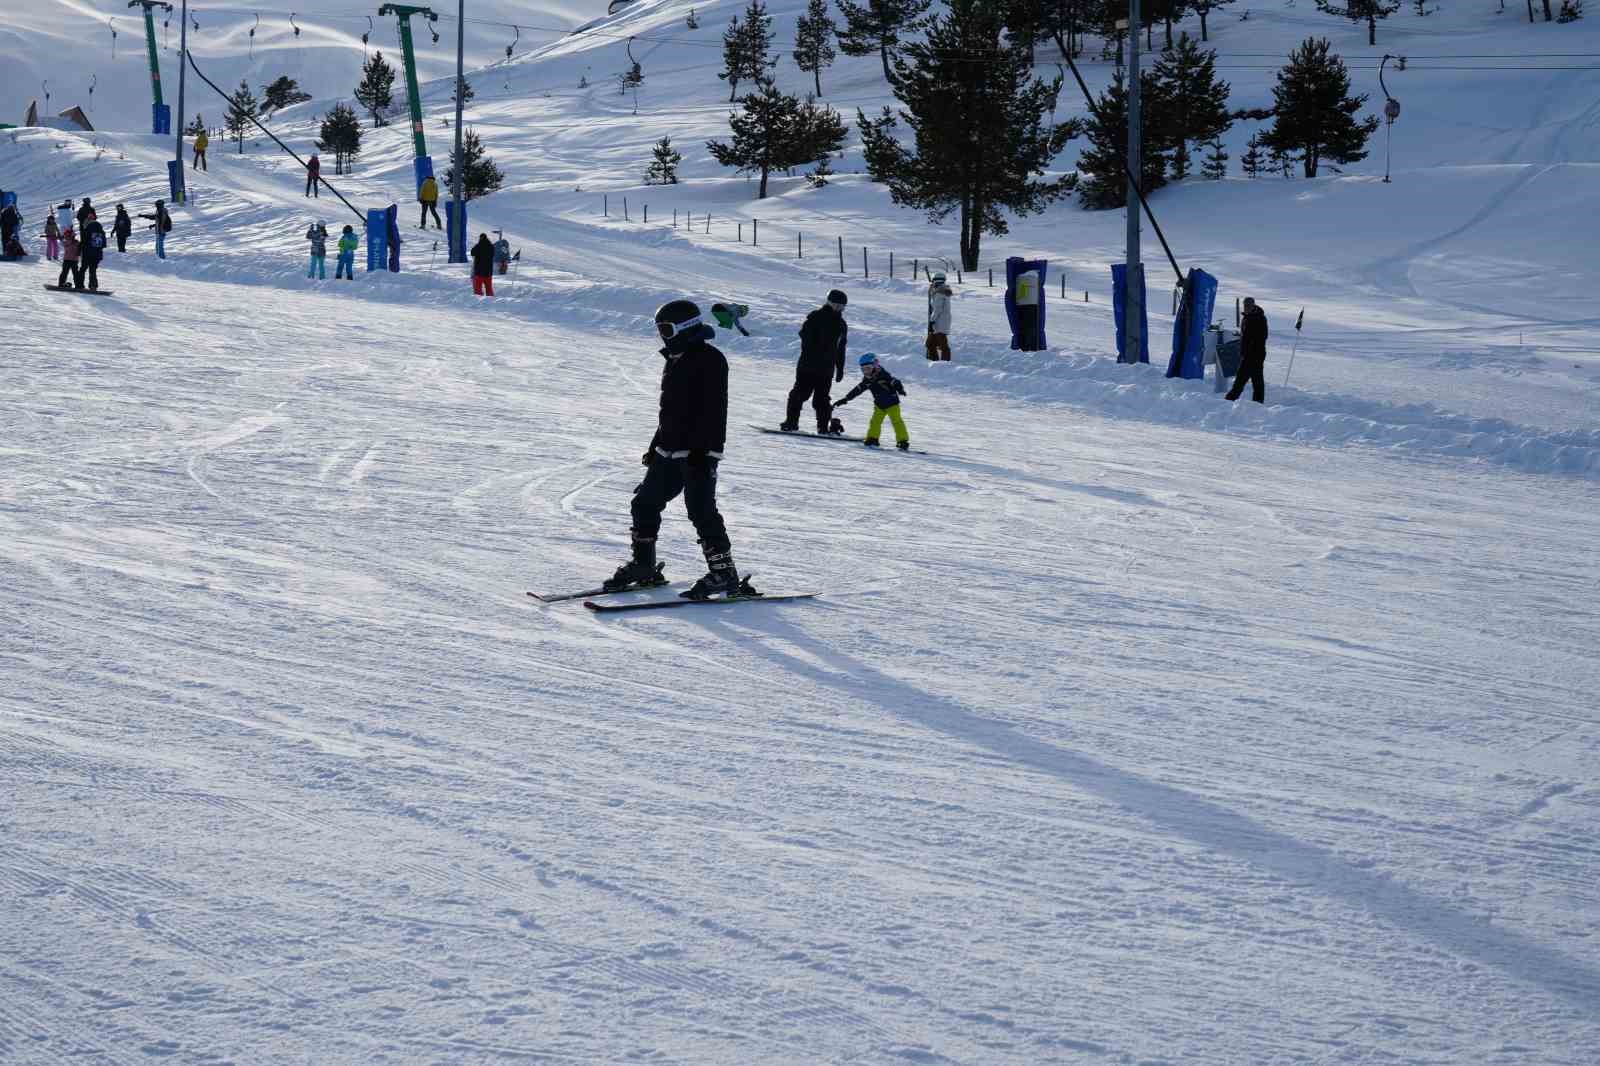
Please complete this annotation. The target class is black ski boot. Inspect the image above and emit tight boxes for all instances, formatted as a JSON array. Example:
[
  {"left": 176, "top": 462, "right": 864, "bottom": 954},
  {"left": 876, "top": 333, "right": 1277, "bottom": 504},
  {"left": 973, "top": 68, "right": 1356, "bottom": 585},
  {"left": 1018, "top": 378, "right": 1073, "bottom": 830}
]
[
  {"left": 778, "top": 420, "right": 799, "bottom": 432},
  {"left": 862, "top": 437, "right": 880, "bottom": 448},
  {"left": 683, "top": 542, "right": 751, "bottom": 600},
  {"left": 896, "top": 439, "right": 910, "bottom": 451},
  {"left": 603, "top": 534, "right": 667, "bottom": 592}
]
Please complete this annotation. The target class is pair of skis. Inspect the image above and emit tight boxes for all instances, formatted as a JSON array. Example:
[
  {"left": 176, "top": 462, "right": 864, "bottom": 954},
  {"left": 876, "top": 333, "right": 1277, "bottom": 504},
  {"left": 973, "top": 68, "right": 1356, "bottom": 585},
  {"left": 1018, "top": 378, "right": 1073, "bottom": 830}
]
[{"left": 528, "top": 577, "right": 814, "bottom": 613}]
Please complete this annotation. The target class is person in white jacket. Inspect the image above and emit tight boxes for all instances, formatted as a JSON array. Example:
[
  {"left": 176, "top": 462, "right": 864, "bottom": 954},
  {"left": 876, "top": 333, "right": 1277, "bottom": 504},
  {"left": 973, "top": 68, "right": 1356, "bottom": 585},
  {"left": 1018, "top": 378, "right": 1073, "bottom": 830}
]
[{"left": 925, "top": 271, "right": 953, "bottom": 361}]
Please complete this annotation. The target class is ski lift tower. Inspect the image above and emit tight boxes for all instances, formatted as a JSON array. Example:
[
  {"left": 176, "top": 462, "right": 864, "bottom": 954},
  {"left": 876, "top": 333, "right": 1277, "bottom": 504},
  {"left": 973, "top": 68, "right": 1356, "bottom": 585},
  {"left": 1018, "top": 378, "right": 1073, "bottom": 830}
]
[
  {"left": 377, "top": 4, "right": 440, "bottom": 196},
  {"left": 128, "top": 1, "right": 175, "bottom": 135}
]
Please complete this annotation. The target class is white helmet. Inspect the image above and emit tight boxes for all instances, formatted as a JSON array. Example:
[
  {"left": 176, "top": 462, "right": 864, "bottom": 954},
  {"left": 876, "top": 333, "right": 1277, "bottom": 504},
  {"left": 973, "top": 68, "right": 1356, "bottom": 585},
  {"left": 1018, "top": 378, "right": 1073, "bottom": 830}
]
[{"left": 931, "top": 271, "right": 947, "bottom": 284}]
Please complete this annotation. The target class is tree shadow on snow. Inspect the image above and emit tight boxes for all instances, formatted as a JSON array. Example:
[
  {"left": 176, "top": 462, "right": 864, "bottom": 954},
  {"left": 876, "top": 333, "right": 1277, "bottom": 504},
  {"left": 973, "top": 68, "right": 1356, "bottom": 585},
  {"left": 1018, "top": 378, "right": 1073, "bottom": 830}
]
[{"left": 685, "top": 609, "right": 1600, "bottom": 1018}]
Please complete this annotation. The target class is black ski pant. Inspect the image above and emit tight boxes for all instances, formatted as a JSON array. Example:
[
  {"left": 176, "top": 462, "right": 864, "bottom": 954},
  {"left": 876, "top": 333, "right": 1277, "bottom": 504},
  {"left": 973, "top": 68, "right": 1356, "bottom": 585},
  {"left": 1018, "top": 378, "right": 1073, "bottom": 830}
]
[
  {"left": 57, "top": 260, "right": 83, "bottom": 289},
  {"left": 115, "top": 231, "right": 128, "bottom": 252},
  {"left": 630, "top": 456, "right": 729, "bottom": 554},
  {"left": 306, "top": 173, "right": 319, "bottom": 197},
  {"left": 193, "top": 150, "right": 207, "bottom": 171},
  {"left": 82, "top": 258, "right": 100, "bottom": 291},
  {"left": 1227, "top": 353, "right": 1266, "bottom": 403},
  {"left": 421, "top": 202, "right": 442, "bottom": 229},
  {"left": 785, "top": 369, "right": 836, "bottom": 431}
]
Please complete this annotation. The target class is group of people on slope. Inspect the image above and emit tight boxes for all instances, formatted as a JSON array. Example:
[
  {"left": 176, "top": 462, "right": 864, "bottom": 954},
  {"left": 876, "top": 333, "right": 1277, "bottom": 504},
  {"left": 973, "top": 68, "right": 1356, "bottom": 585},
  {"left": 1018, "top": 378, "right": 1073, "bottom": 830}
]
[
  {"left": 783, "top": 289, "right": 915, "bottom": 451},
  {"left": 29, "top": 196, "right": 169, "bottom": 291},
  {"left": 303, "top": 221, "right": 360, "bottom": 280}
]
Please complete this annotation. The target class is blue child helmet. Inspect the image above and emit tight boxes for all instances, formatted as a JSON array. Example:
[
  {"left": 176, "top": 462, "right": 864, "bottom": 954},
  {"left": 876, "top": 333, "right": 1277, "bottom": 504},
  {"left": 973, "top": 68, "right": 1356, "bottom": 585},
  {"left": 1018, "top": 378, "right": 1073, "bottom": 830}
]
[{"left": 858, "top": 352, "right": 879, "bottom": 367}]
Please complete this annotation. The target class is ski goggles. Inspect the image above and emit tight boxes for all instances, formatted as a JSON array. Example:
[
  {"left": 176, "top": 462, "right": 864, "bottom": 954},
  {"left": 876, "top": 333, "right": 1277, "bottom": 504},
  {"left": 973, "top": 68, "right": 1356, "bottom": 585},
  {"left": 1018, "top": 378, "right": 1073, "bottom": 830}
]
[
  {"left": 656, "top": 314, "right": 702, "bottom": 341},
  {"left": 827, "top": 300, "right": 846, "bottom": 312}
]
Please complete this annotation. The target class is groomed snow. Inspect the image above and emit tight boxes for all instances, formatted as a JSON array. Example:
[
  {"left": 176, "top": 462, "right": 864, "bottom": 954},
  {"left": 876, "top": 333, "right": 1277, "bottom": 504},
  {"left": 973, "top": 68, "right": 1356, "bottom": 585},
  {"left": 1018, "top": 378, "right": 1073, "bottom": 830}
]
[{"left": 2, "top": 0, "right": 1598, "bottom": 1062}]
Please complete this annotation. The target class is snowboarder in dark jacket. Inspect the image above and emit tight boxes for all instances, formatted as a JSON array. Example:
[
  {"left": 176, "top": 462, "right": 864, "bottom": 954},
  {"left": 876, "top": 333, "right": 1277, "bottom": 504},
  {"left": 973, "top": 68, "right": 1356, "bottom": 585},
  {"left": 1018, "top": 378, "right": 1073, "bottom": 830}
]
[
  {"left": 470, "top": 233, "right": 496, "bottom": 296},
  {"left": 76, "top": 198, "right": 94, "bottom": 233},
  {"left": 80, "top": 212, "right": 107, "bottom": 291},
  {"left": 1227, "top": 297, "right": 1269, "bottom": 403},
  {"left": 605, "top": 300, "right": 749, "bottom": 600},
  {"left": 783, "top": 289, "right": 848, "bottom": 433},
  {"left": 832, "top": 353, "right": 911, "bottom": 449},
  {"left": 112, "top": 205, "right": 132, "bottom": 252}
]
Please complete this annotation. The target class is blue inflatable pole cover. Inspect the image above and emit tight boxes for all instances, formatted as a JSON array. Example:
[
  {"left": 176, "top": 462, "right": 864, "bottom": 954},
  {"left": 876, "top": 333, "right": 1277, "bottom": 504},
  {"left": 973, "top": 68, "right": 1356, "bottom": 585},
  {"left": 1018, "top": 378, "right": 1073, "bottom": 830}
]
[
  {"left": 366, "top": 208, "right": 389, "bottom": 272},
  {"left": 1111, "top": 264, "right": 1150, "bottom": 364},
  {"left": 385, "top": 204, "right": 401, "bottom": 273}
]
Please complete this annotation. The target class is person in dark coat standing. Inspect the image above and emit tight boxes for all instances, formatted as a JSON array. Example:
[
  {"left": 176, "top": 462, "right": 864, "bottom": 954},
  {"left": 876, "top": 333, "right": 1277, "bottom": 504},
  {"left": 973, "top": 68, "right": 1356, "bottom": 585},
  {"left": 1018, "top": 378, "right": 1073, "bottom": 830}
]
[
  {"left": 306, "top": 153, "right": 321, "bottom": 198},
  {"left": 112, "top": 205, "right": 133, "bottom": 253},
  {"left": 1227, "top": 297, "right": 1270, "bottom": 403},
  {"left": 470, "top": 233, "right": 496, "bottom": 296},
  {"left": 782, "top": 289, "right": 848, "bottom": 434},
  {"left": 76, "top": 197, "right": 94, "bottom": 233},
  {"left": 604, "top": 300, "right": 748, "bottom": 601},
  {"left": 80, "top": 211, "right": 107, "bottom": 291}
]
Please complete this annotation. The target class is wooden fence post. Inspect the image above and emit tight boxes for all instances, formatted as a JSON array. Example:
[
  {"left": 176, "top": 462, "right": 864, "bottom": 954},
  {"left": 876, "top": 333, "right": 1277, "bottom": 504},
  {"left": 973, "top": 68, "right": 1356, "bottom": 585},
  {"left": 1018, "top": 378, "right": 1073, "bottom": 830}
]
[
  {"left": 623, "top": 197, "right": 629, "bottom": 221},
  {"left": 643, "top": 204, "right": 648, "bottom": 224},
  {"left": 753, "top": 219, "right": 758, "bottom": 246},
  {"left": 862, "top": 246, "right": 868, "bottom": 278},
  {"left": 988, "top": 268, "right": 993, "bottom": 287},
  {"left": 913, "top": 258, "right": 918, "bottom": 280},
  {"left": 604, "top": 193, "right": 608, "bottom": 217},
  {"left": 738, "top": 222, "right": 743, "bottom": 243},
  {"left": 837, "top": 236, "right": 844, "bottom": 273},
  {"left": 889, "top": 251, "right": 894, "bottom": 278},
  {"left": 673, "top": 208, "right": 677, "bottom": 229},
  {"left": 797, "top": 232, "right": 802, "bottom": 259},
  {"left": 706, "top": 214, "right": 711, "bottom": 234}
]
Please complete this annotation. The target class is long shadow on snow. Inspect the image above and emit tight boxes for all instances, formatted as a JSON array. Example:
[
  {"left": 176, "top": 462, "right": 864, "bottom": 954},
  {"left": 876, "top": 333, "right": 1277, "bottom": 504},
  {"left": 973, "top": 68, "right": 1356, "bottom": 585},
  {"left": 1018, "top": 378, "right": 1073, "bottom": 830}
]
[{"left": 685, "top": 609, "right": 1600, "bottom": 1017}]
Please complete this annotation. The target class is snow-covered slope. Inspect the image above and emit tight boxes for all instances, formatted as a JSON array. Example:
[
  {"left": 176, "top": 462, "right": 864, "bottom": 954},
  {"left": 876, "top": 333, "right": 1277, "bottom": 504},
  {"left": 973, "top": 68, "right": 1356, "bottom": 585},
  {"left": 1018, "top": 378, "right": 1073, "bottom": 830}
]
[{"left": 2, "top": 1, "right": 1598, "bottom": 1063}]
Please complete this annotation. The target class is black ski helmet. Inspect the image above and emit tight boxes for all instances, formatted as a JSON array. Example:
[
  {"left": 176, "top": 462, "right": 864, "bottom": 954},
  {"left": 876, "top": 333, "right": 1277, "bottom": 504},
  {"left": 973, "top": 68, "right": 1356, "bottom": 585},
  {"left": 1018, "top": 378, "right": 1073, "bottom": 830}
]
[
  {"left": 827, "top": 289, "right": 848, "bottom": 306},
  {"left": 654, "top": 298, "right": 706, "bottom": 352}
]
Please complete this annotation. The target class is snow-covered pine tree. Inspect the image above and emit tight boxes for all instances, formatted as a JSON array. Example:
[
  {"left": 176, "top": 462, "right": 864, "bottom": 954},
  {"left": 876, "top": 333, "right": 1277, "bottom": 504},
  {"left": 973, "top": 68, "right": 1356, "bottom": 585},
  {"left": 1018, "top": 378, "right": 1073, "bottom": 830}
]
[
  {"left": 719, "top": 16, "right": 746, "bottom": 102},
  {"left": 452, "top": 77, "right": 475, "bottom": 105},
  {"left": 719, "top": 3, "right": 777, "bottom": 102},
  {"left": 707, "top": 82, "right": 802, "bottom": 198},
  {"left": 1313, "top": 0, "right": 1400, "bottom": 45},
  {"left": 1260, "top": 37, "right": 1378, "bottom": 177},
  {"left": 793, "top": 0, "right": 838, "bottom": 96},
  {"left": 1240, "top": 130, "right": 1265, "bottom": 177},
  {"left": 317, "top": 103, "right": 363, "bottom": 175},
  {"left": 354, "top": 51, "right": 396, "bottom": 128},
  {"left": 261, "top": 76, "right": 311, "bottom": 114},
  {"left": 644, "top": 136, "right": 682, "bottom": 184},
  {"left": 225, "top": 80, "right": 259, "bottom": 154},
  {"left": 837, "top": 0, "right": 932, "bottom": 82},
  {"left": 1201, "top": 136, "right": 1228, "bottom": 178},
  {"left": 687, "top": 7, "right": 700, "bottom": 28},
  {"left": 856, "top": 0, "right": 1078, "bottom": 268},
  {"left": 1152, "top": 33, "right": 1232, "bottom": 182}
]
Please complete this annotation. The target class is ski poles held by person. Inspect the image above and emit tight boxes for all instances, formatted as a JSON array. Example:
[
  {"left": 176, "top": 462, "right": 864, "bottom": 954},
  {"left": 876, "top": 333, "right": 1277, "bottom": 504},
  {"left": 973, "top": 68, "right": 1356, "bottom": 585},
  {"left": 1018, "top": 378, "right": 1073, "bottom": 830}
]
[
  {"left": 112, "top": 205, "right": 132, "bottom": 252},
  {"left": 831, "top": 353, "right": 911, "bottom": 450},
  {"left": 56, "top": 227, "right": 83, "bottom": 291},
  {"left": 335, "top": 225, "right": 358, "bottom": 280},
  {"left": 305, "top": 221, "right": 328, "bottom": 279},
  {"left": 470, "top": 233, "right": 495, "bottom": 296},
  {"left": 419, "top": 175, "right": 441, "bottom": 229},
  {"left": 80, "top": 211, "right": 107, "bottom": 291},
  {"left": 783, "top": 289, "right": 849, "bottom": 434},
  {"left": 711, "top": 302, "right": 751, "bottom": 336},
  {"left": 305, "top": 153, "right": 320, "bottom": 198},
  {"left": 139, "top": 200, "right": 171, "bottom": 259},
  {"left": 193, "top": 129, "right": 209, "bottom": 171},
  {"left": 925, "top": 271, "right": 953, "bottom": 361},
  {"left": 604, "top": 300, "right": 751, "bottom": 601},
  {"left": 43, "top": 214, "right": 60, "bottom": 260},
  {"left": 1226, "top": 297, "right": 1270, "bottom": 404}
]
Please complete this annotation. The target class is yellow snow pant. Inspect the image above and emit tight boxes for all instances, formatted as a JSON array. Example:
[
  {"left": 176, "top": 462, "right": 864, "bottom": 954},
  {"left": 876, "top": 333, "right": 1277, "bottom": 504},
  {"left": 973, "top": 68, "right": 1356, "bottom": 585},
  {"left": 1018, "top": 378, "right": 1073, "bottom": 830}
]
[{"left": 867, "top": 403, "right": 908, "bottom": 444}]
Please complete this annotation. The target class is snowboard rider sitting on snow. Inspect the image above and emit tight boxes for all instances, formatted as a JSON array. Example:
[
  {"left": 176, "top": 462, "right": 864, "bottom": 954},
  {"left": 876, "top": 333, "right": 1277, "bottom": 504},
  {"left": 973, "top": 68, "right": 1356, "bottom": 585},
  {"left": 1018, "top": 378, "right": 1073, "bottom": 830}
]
[{"left": 831, "top": 353, "right": 910, "bottom": 450}]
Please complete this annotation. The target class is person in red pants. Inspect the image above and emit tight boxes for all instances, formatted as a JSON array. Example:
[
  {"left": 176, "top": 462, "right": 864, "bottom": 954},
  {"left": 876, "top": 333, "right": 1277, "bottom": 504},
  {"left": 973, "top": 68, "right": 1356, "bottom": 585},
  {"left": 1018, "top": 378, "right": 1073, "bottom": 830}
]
[{"left": 470, "top": 233, "right": 495, "bottom": 296}]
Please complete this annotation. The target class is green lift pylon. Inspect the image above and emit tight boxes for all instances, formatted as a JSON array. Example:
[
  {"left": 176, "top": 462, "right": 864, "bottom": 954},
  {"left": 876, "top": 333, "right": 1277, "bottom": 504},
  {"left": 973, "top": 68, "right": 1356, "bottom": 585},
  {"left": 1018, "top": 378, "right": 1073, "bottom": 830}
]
[
  {"left": 128, "top": 1, "right": 175, "bottom": 134},
  {"left": 377, "top": 4, "right": 439, "bottom": 194}
]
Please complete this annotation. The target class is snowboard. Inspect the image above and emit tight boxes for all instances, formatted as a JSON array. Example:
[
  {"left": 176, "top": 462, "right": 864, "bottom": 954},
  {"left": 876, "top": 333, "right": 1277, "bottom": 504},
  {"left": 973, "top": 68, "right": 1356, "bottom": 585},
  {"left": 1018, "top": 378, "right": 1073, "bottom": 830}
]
[
  {"left": 43, "top": 285, "right": 115, "bottom": 296},
  {"left": 752, "top": 425, "right": 927, "bottom": 454}
]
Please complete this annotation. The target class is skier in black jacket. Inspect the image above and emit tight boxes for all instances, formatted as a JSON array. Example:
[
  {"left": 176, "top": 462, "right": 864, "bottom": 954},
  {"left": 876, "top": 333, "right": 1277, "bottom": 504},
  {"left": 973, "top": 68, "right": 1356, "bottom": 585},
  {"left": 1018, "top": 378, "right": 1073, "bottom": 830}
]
[
  {"left": 112, "top": 205, "right": 133, "bottom": 252},
  {"left": 80, "top": 211, "right": 107, "bottom": 291},
  {"left": 782, "top": 289, "right": 848, "bottom": 434},
  {"left": 1226, "top": 297, "right": 1269, "bottom": 403},
  {"left": 605, "top": 299, "right": 750, "bottom": 600}
]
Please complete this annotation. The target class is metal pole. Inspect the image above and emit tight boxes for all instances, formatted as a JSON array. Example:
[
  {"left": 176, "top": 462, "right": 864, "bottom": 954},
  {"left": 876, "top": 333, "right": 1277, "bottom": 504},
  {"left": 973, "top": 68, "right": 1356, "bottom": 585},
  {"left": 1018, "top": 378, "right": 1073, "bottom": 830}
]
[
  {"left": 1123, "top": 0, "right": 1143, "bottom": 364},
  {"left": 449, "top": 0, "right": 465, "bottom": 262},
  {"left": 174, "top": 0, "right": 188, "bottom": 201}
]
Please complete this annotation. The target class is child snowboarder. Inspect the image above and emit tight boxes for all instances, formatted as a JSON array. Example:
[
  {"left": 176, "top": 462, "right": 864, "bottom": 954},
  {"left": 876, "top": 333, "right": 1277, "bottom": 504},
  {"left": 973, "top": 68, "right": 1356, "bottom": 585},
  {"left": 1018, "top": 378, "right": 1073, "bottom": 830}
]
[
  {"left": 335, "top": 225, "right": 358, "bottom": 279},
  {"left": 710, "top": 302, "right": 750, "bottom": 336},
  {"left": 830, "top": 353, "right": 910, "bottom": 450},
  {"left": 305, "top": 221, "right": 328, "bottom": 279},
  {"left": 56, "top": 227, "right": 83, "bottom": 291},
  {"left": 43, "top": 213, "right": 60, "bottom": 260}
]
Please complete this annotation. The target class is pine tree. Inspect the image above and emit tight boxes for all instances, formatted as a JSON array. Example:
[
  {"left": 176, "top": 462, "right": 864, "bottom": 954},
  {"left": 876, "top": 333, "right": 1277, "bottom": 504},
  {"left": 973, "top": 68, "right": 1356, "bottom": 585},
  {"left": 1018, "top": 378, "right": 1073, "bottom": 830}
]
[
  {"left": 644, "top": 136, "right": 682, "bottom": 184},
  {"left": 794, "top": 0, "right": 838, "bottom": 97},
  {"left": 1240, "top": 130, "right": 1265, "bottom": 177},
  {"left": 1271, "top": 143, "right": 1296, "bottom": 178},
  {"left": 452, "top": 77, "right": 475, "bottom": 105},
  {"left": 1313, "top": 0, "right": 1400, "bottom": 45},
  {"left": 808, "top": 151, "right": 835, "bottom": 187},
  {"left": 1201, "top": 135, "right": 1228, "bottom": 178},
  {"left": 443, "top": 128, "right": 505, "bottom": 199},
  {"left": 1152, "top": 33, "right": 1232, "bottom": 182},
  {"left": 317, "top": 103, "right": 363, "bottom": 175},
  {"left": 354, "top": 50, "right": 397, "bottom": 128},
  {"left": 837, "top": 0, "right": 932, "bottom": 82},
  {"left": 707, "top": 83, "right": 844, "bottom": 197},
  {"left": 1075, "top": 68, "right": 1169, "bottom": 209},
  {"left": 719, "top": 3, "right": 777, "bottom": 102},
  {"left": 1186, "top": 0, "right": 1236, "bottom": 41},
  {"left": 855, "top": 0, "right": 1079, "bottom": 269},
  {"left": 261, "top": 76, "right": 312, "bottom": 114},
  {"left": 687, "top": 7, "right": 700, "bottom": 27},
  {"left": 225, "top": 80, "right": 259, "bottom": 154},
  {"left": 1557, "top": 0, "right": 1582, "bottom": 20},
  {"left": 184, "top": 113, "right": 207, "bottom": 137},
  {"left": 719, "top": 17, "right": 746, "bottom": 101},
  {"left": 1260, "top": 37, "right": 1378, "bottom": 177},
  {"left": 1040, "top": 0, "right": 1094, "bottom": 58}
]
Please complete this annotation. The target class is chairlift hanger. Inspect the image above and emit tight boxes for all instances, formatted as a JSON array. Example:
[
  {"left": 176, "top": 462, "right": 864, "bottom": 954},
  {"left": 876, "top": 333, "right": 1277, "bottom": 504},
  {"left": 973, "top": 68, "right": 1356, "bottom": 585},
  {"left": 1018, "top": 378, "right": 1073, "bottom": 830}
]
[
  {"left": 291, "top": 13, "right": 301, "bottom": 38},
  {"left": 430, "top": 23, "right": 440, "bottom": 45},
  {"left": 249, "top": 13, "right": 259, "bottom": 57},
  {"left": 506, "top": 24, "right": 519, "bottom": 60},
  {"left": 362, "top": 15, "right": 373, "bottom": 54},
  {"left": 108, "top": 20, "right": 117, "bottom": 59},
  {"left": 88, "top": 74, "right": 97, "bottom": 107}
]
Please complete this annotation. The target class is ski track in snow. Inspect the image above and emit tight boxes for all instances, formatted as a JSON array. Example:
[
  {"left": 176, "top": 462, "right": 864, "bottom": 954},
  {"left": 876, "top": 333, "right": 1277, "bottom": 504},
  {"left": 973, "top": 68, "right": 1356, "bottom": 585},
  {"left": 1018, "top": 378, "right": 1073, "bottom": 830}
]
[{"left": 4, "top": 2, "right": 1600, "bottom": 1061}]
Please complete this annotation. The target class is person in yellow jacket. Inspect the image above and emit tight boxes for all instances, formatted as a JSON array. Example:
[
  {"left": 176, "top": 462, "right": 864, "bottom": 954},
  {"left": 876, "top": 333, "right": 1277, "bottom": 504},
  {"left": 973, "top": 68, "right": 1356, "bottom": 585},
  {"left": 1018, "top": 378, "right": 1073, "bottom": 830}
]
[
  {"left": 419, "top": 176, "right": 442, "bottom": 230},
  {"left": 192, "top": 129, "right": 209, "bottom": 172}
]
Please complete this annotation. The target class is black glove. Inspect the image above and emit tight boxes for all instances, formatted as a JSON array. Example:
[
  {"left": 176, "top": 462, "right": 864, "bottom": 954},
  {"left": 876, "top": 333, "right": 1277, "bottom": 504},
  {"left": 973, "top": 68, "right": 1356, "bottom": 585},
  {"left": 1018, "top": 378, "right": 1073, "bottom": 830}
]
[
  {"left": 835, "top": 370, "right": 844, "bottom": 383},
  {"left": 830, "top": 397, "right": 848, "bottom": 409},
  {"left": 687, "top": 450, "right": 716, "bottom": 470},
  {"left": 641, "top": 449, "right": 655, "bottom": 467}
]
